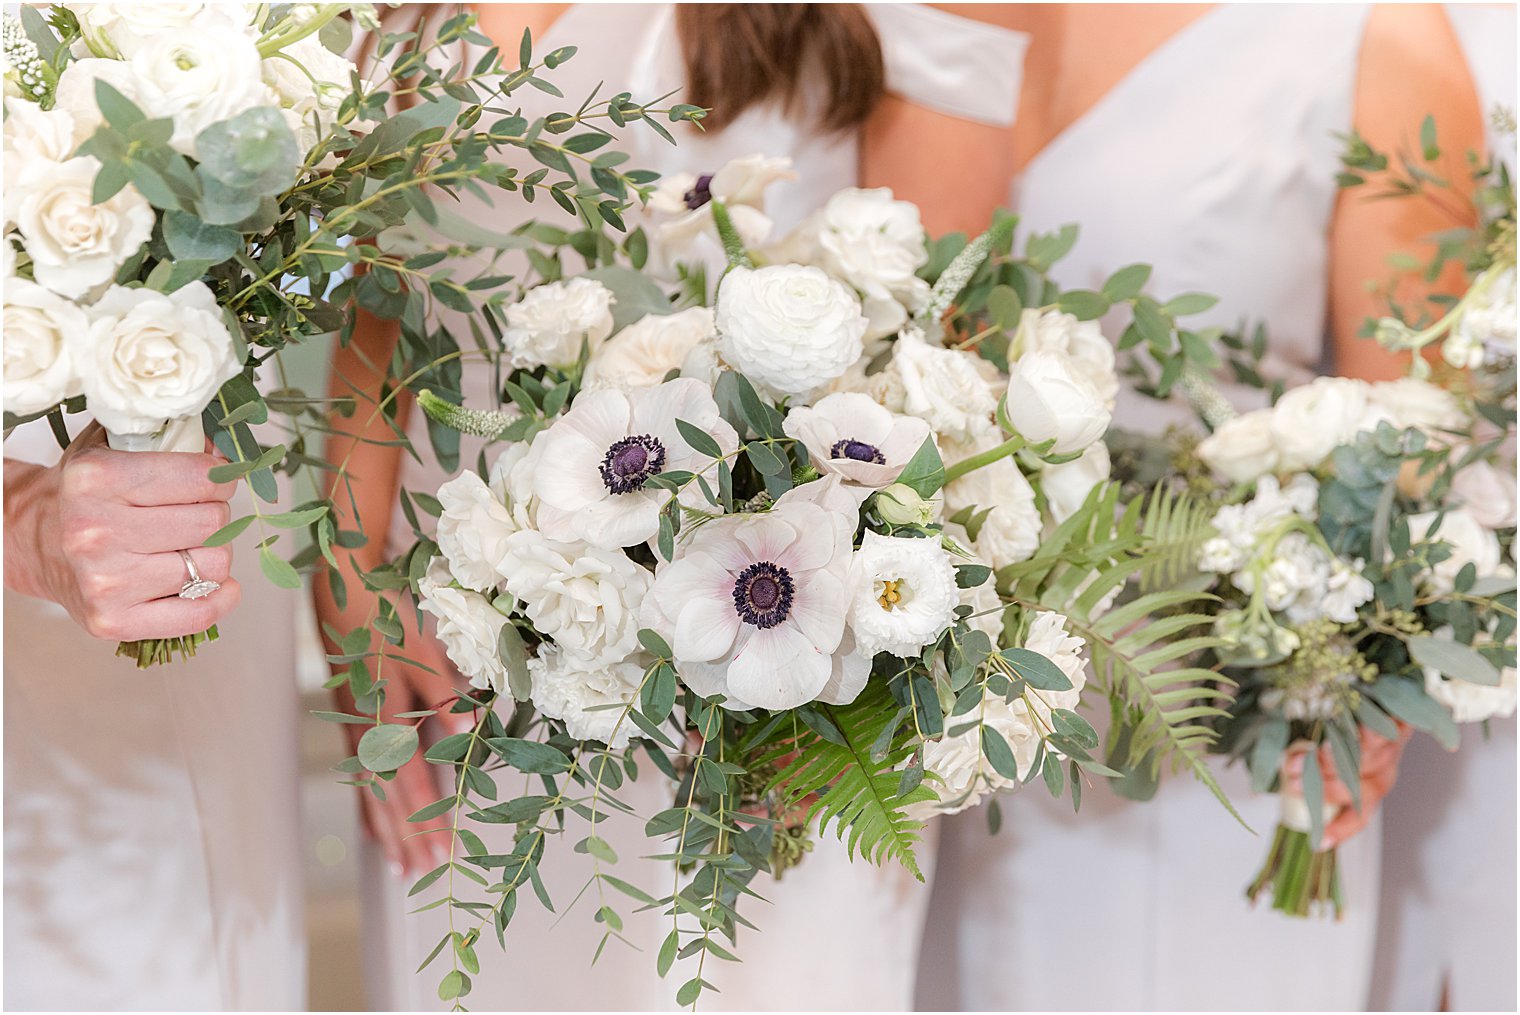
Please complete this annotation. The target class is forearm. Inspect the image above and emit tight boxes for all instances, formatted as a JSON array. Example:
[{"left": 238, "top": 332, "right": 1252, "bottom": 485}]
[{"left": 4, "top": 458, "right": 57, "bottom": 601}]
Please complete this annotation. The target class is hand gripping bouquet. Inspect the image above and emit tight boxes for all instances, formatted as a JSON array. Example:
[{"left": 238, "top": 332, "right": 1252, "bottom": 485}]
[
  {"left": 356, "top": 155, "right": 1244, "bottom": 1004},
  {"left": 1, "top": 5, "right": 701, "bottom": 664}
]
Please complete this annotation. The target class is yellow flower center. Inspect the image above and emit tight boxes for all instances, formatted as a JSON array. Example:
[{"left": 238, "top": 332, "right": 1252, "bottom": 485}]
[{"left": 877, "top": 578, "right": 904, "bottom": 611}]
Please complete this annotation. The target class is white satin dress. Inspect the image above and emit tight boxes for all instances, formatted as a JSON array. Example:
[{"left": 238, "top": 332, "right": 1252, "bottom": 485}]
[
  {"left": 3, "top": 420, "right": 306, "bottom": 1010},
  {"left": 359, "top": 5, "right": 1027, "bottom": 1011},
  {"left": 915, "top": 7, "right": 1394, "bottom": 1011}
]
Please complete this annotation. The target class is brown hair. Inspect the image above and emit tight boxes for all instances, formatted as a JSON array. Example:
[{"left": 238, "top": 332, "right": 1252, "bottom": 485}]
[{"left": 676, "top": 4, "right": 885, "bottom": 133}]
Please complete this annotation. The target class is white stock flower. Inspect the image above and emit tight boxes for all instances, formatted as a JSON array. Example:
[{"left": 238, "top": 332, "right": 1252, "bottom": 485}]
[
  {"left": 942, "top": 430, "right": 1042, "bottom": 568},
  {"left": 1364, "top": 377, "right": 1463, "bottom": 436},
  {"left": 888, "top": 326, "right": 997, "bottom": 442},
  {"left": 1408, "top": 508, "right": 1504, "bottom": 593},
  {"left": 715, "top": 264, "right": 866, "bottom": 401},
  {"left": 528, "top": 643, "right": 647, "bottom": 748},
  {"left": 417, "top": 558, "right": 510, "bottom": 694},
  {"left": 130, "top": 25, "right": 277, "bottom": 156},
  {"left": 782, "top": 391, "right": 932, "bottom": 499},
  {"left": 51, "top": 58, "right": 142, "bottom": 147},
  {"left": 1234, "top": 532, "right": 1329, "bottom": 619},
  {"left": 1422, "top": 627, "right": 1518, "bottom": 724},
  {"left": 583, "top": 307, "right": 714, "bottom": 390},
  {"left": 1320, "top": 557, "right": 1375, "bottom": 624},
  {"left": 1004, "top": 350, "right": 1112, "bottom": 454},
  {"left": 793, "top": 187, "right": 930, "bottom": 339},
  {"left": 2, "top": 278, "right": 86, "bottom": 416},
  {"left": 1011, "top": 308, "right": 1118, "bottom": 408},
  {"left": 73, "top": 281, "right": 242, "bottom": 434},
  {"left": 501, "top": 533, "right": 651, "bottom": 669},
  {"left": 847, "top": 531, "right": 959, "bottom": 658},
  {"left": 13, "top": 156, "right": 153, "bottom": 299},
  {"left": 646, "top": 154, "right": 794, "bottom": 259},
  {"left": 434, "top": 469, "right": 523, "bottom": 593},
  {"left": 531, "top": 378, "right": 738, "bottom": 549},
  {"left": 642, "top": 500, "right": 855, "bottom": 710},
  {"left": 73, "top": 3, "right": 252, "bottom": 58},
  {"left": 1446, "top": 267, "right": 1517, "bottom": 369},
  {"left": 1451, "top": 461, "right": 1518, "bottom": 531},
  {"left": 1198, "top": 475, "right": 1319, "bottom": 577},
  {"left": 1038, "top": 441, "right": 1111, "bottom": 523},
  {"left": 1269, "top": 377, "right": 1371, "bottom": 472},
  {"left": 502, "top": 277, "right": 615, "bottom": 371},
  {"left": 1197, "top": 409, "right": 1280, "bottom": 484},
  {"left": 263, "top": 35, "right": 356, "bottom": 153}
]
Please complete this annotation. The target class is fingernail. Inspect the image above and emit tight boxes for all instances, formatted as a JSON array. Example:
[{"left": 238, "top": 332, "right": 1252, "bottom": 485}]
[{"left": 391, "top": 861, "right": 405, "bottom": 879}]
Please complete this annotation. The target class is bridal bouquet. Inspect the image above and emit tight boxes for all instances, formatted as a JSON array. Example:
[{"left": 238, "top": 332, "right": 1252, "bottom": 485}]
[
  {"left": 1, "top": 4, "right": 696, "bottom": 664},
  {"left": 364, "top": 158, "right": 1238, "bottom": 1004}
]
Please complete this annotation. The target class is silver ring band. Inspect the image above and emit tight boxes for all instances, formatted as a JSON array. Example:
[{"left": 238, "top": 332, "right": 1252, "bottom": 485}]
[{"left": 177, "top": 549, "right": 221, "bottom": 600}]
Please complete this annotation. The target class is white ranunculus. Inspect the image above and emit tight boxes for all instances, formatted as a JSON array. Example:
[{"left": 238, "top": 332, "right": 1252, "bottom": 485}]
[
  {"left": 1364, "top": 377, "right": 1463, "bottom": 436},
  {"left": 1268, "top": 377, "right": 1370, "bottom": 472},
  {"left": 715, "top": 264, "right": 866, "bottom": 401},
  {"left": 500, "top": 532, "right": 652, "bottom": 670},
  {"left": 1004, "top": 349, "right": 1112, "bottom": 454},
  {"left": 796, "top": 187, "right": 930, "bottom": 339},
  {"left": 417, "top": 558, "right": 510, "bottom": 694},
  {"left": 2, "top": 278, "right": 86, "bottom": 416},
  {"left": 528, "top": 644, "right": 647, "bottom": 748},
  {"left": 1011, "top": 308, "right": 1119, "bottom": 408},
  {"left": 888, "top": 327, "right": 997, "bottom": 442},
  {"left": 501, "top": 277, "right": 616, "bottom": 371},
  {"left": 1421, "top": 626, "right": 1518, "bottom": 724},
  {"left": 942, "top": 430, "right": 1042, "bottom": 568},
  {"left": 263, "top": 35, "right": 356, "bottom": 154},
  {"left": 847, "top": 531, "right": 960, "bottom": 659},
  {"left": 51, "top": 58, "right": 143, "bottom": 148},
  {"left": 782, "top": 391, "right": 932, "bottom": 499},
  {"left": 73, "top": 3, "right": 253, "bottom": 58},
  {"left": 3, "top": 99, "right": 78, "bottom": 224},
  {"left": 1408, "top": 508, "right": 1504, "bottom": 593},
  {"left": 434, "top": 469, "right": 523, "bottom": 593},
  {"left": 646, "top": 154, "right": 794, "bottom": 259},
  {"left": 130, "top": 25, "right": 275, "bottom": 156},
  {"left": 14, "top": 156, "right": 154, "bottom": 299},
  {"left": 1197, "top": 409, "right": 1280, "bottom": 484},
  {"left": 583, "top": 307, "right": 714, "bottom": 390},
  {"left": 1038, "top": 441, "right": 1111, "bottom": 523},
  {"left": 73, "top": 281, "right": 242, "bottom": 435},
  {"left": 1450, "top": 461, "right": 1518, "bottom": 531}
]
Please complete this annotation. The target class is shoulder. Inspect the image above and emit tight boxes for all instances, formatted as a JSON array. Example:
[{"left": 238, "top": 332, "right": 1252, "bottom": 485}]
[
  {"left": 1354, "top": 4, "right": 1482, "bottom": 144},
  {"left": 867, "top": 4, "right": 1030, "bottom": 127}
]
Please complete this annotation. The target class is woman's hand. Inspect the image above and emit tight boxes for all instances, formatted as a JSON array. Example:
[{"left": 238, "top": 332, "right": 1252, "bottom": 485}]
[
  {"left": 1282, "top": 722, "right": 1412, "bottom": 849},
  {"left": 3, "top": 423, "right": 242, "bottom": 640}
]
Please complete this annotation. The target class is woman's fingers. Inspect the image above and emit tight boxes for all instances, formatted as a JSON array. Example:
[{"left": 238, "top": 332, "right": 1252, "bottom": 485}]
[
  {"left": 128, "top": 501, "right": 235, "bottom": 552},
  {"left": 114, "top": 578, "right": 242, "bottom": 640},
  {"left": 134, "top": 545, "right": 235, "bottom": 601}
]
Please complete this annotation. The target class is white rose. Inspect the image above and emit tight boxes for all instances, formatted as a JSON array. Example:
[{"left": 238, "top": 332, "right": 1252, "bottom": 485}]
[
  {"left": 1038, "top": 441, "right": 1111, "bottom": 523},
  {"left": 1450, "top": 461, "right": 1517, "bottom": 531},
  {"left": 263, "top": 35, "right": 356, "bottom": 153},
  {"left": 131, "top": 25, "right": 276, "bottom": 156},
  {"left": 51, "top": 58, "right": 143, "bottom": 147},
  {"left": 1269, "top": 377, "right": 1370, "bottom": 472},
  {"left": 1011, "top": 308, "right": 1119, "bottom": 408},
  {"left": 800, "top": 187, "right": 930, "bottom": 339},
  {"left": 434, "top": 470, "right": 524, "bottom": 593},
  {"left": 502, "top": 278, "right": 615, "bottom": 371},
  {"left": 1422, "top": 627, "right": 1518, "bottom": 724},
  {"left": 73, "top": 281, "right": 243, "bottom": 434},
  {"left": 942, "top": 430, "right": 1042, "bottom": 568},
  {"left": 583, "top": 307, "right": 714, "bottom": 390},
  {"left": 499, "top": 530, "right": 652, "bottom": 669},
  {"left": 1408, "top": 508, "right": 1504, "bottom": 594},
  {"left": 528, "top": 643, "right": 647, "bottom": 748},
  {"left": 715, "top": 264, "right": 866, "bottom": 401},
  {"left": 1364, "top": 378, "right": 1463, "bottom": 436},
  {"left": 888, "top": 327, "right": 997, "bottom": 442},
  {"left": 417, "top": 558, "right": 510, "bottom": 694},
  {"left": 73, "top": 3, "right": 253, "bottom": 58},
  {"left": 2, "top": 279, "right": 86, "bottom": 416},
  {"left": 1197, "top": 409, "right": 1280, "bottom": 484},
  {"left": 1004, "top": 350, "right": 1112, "bottom": 454},
  {"left": 3, "top": 98, "right": 78, "bottom": 224},
  {"left": 14, "top": 156, "right": 154, "bottom": 299}
]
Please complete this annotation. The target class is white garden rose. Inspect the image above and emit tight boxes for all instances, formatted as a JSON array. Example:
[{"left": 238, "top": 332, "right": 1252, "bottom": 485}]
[
  {"left": 528, "top": 644, "right": 648, "bottom": 748},
  {"left": 796, "top": 187, "right": 930, "bottom": 339},
  {"left": 1011, "top": 308, "right": 1119, "bottom": 408},
  {"left": 1038, "top": 441, "right": 1111, "bottom": 523},
  {"left": 1268, "top": 377, "right": 1370, "bottom": 472},
  {"left": 3, "top": 99, "right": 77, "bottom": 224},
  {"left": 417, "top": 558, "right": 511, "bottom": 694},
  {"left": 1421, "top": 627, "right": 1518, "bottom": 724},
  {"left": 501, "top": 277, "right": 616, "bottom": 371},
  {"left": 1450, "top": 461, "right": 1518, "bottom": 531},
  {"left": 847, "top": 531, "right": 960, "bottom": 659},
  {"left": 51, "top": 58, "right": 143, "bottom": 147},
  {"left": 888, "top": 326, "right": 997, "bottom": 442},
  {"left": 434, "top": 470, "right": 523, "bottom": 593},
  {"left": 263, "top": 35, "right": 357, "bottom": 153},
  {"left": 73, "top": 281, "right": 243, "bottom": 435},
  {"left": 499, "top": 531, "right": 652, "bottom": 670},
  {"left": 1197, "top": 409, "right": 1280, "bottom": 484},
  {"left": 13, "top": 156, "right": 154, "bottom": 299},
  {"left": 1004, "top": 349, "right": 1112, "bottom": 454},
  {"left": 2, "top": 278, "right": 86, "bottom": 416},
  {"left": 942, "top": 430, "right": 1042, "bottom": 568},
  {"left": 583, "top": 307, "right": 714, "bottom": 390},
  {"left": 130, "top": 25, "right": 276, "bottom": 156},
  {"left": 1020, "top": 610, "right": 1090, "bottom": 717},
  {"left": 74, "top": 3, "right": 252, "bottom": 58},
  {"left": 1408, "top": 508, "right": 1504, "bottom": 593},
  {"left": 715, "top": 264, "right": 866, "bottom": 401},
  {"left": 1365, "top": 377, "right": 1463, "bottom": 436}
]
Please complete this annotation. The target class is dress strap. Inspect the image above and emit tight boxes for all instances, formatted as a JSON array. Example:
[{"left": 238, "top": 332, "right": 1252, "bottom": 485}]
[{"left": 867, "top": 3, "right": 1029, "bottom": 127}]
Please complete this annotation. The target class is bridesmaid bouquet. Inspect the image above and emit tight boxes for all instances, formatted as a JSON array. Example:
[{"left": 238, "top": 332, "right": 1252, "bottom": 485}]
[
  {"left": 358, "top": 159, "right": 1241, "bottom": 1004},
  {"left": 1, "top": 4, "right": 695, "bottom": 664}
]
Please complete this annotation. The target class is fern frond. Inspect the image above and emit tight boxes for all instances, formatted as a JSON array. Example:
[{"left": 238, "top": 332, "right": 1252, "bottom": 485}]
[{"left": 1137, "top": 485, "right": 1217, "bottom": 593}]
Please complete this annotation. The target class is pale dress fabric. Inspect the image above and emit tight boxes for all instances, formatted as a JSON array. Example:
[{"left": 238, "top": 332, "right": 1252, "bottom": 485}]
[
  {"left": 1369, "top": 7, "right": 1518, "bottom": 1010},
  {"left": 360, "top": 4, "right": 1027, "bottom": 1010},
  {"left": 2, "top": 421, "right": 305, "bottom": 1011},
  {"left": 915, "top": 6, "right": 1390, "bottom": 1011}
]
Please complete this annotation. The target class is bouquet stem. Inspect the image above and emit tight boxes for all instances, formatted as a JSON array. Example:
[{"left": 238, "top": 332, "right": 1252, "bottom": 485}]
[
  {"left": 1246, "top": 823, "right": 1344, "bottom": 919},
  {"left": 116, "top": 626, "right": 220, "bottom": 668}
]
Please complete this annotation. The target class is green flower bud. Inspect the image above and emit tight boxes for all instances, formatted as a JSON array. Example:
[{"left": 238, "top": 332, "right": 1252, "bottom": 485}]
[{"left": 874, "top": 483, "right": 936, "bottom": 526}]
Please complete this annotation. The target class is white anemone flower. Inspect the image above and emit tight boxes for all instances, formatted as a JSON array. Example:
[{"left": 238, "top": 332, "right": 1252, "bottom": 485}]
[
  {"left": 642, "top": 500, "right": 855, "bottom": 710},
  {"left": 782, "top": 391, "right": 932, "bottom": 501},
  {"left": 531, "top": 377, "right": 738, "bottom": 549},
  {"left": 646, "top": 153, "right": 795, "bottom": 257},
  {"left": 847, "top": 531, "right": 960, "bottom": 658}
]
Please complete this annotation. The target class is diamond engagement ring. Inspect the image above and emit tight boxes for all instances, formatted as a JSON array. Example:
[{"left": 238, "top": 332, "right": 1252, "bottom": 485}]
[{"left": 177, "top": 550, "right": 221, "bottom": 600}]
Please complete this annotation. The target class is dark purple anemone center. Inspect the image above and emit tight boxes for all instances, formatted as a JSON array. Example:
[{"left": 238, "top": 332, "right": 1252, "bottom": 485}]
[
  {"left": 830, "top": 438, "right": 885, "bottom": 465},
  {"left": 732, "top": 561, "right": 794, "bottom": 629},
  {"left": 683, "top": 173, "right": 715, "bottom": 210},
  {"left": 599, "top": 434, "right": 666, "bottom": 494}
]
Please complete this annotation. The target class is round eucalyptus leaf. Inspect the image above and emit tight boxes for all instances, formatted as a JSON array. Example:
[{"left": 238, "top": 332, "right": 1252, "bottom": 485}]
[{"left": 195, "top": 106, "right": 300, "bottom": 195}]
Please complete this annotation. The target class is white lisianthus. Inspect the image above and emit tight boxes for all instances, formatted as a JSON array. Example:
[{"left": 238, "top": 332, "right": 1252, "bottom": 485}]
[
  {"left": 500, "top": 532, "right": 651, "bottom": 670},
  {"left": 531, "top": 378, "right": 738, "bottom": 549},
  {"left": 73, "top": 3, "right": 252, "bottom": 59},
  {"left": 3, "top": 98, "right": 78, "bottom": 223},
  {"left": 1450, "top": 461, "right": 1518, "bottom": 531},
  {"left": 1268, "top": 376, "right": 1370, "bottom": 472},
  {"left": 528, "top": 644, "right": 647, "bottom": 748},
  {"left": 13, "top": 156, "right": 153, "bottom": 299},
  {"left": 1004, "top": 349, "right": 1112, "bottom": 454},
  {"left": 715, "top": 264, "right": 867, "bottom": 401},
  {"left": 51, "top": 58, "right": 143, "bottom": 147},
  {"left": 782, "top": 391, "right": 932, "bottom": 500},
  {"left": 847, "top": 531, "right": 959, "bottom": 658},
  {"left": 73, "top": 281, "right": 242, "bottom": 434},
  {"left": 1364, "top": 377, "right": 1463, "bottom": 436},
  {"left": 641, "top": 500, "right": 855, "bottom": 710},
  {"left": 646, "top": 154, "right": 794, "bottom": 258},
  {"left": 263, "top": 35, "right": 356, "bottom": 154},
  {"left": 130, "top": 25, "right": 277, "bottom": 157},
  {"left": 942, "top": 430, "right": 1042, "bottom": 568},
  {"left": 888, "top": 326, "right": 997, "bottom": 442},
  {"left": 1408, "top": 508, "right": 1504, "bottom": 593},
  {"left": 1011, "top": 308, "right": 1119, "bottom": 408},
  {"left": 434, "top": 470, "right": 523, "bottom": 593},
  {"left": 1037, "top": 441, "right": 1111, "bottom": 523},
  {"left": 1445, "top": 267, "right": 1516, "bottom": 369},
  {"left": 1421, "top": 627, "right": 1518, "bottom": 724},
  {"left": 1197, "top": 409, "right": 1280, "bottom": 484},
  {"left": 417, "top": 558, "right": 511, "bottom": 694},
  {"left": 501, "top": 277, "right": 615, "bottom": 371},
  {"left": 2, "top": 278, "right": 86, "bottom": 416},
  {"left": 583, "top": 307, "right": 714, "bottom": 390}
]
